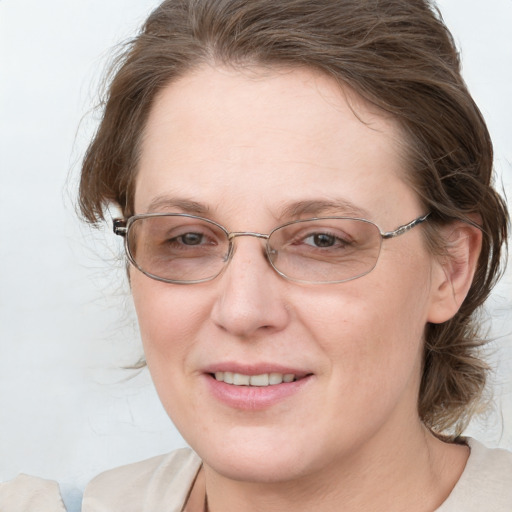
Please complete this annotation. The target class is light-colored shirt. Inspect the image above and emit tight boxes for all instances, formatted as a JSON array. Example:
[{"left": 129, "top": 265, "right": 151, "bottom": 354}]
[
  {"left": 2, "top": 438, "right": 511, "bottom": 511},
  {"left": 0, "top": 474, "right": 67, "bottom": 512},
  {"left": 81, "top": 438, "right": 512, "bottom": 512}
]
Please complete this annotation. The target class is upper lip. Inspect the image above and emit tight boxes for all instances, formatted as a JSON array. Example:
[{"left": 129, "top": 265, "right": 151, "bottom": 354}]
[{"left": 202, "top": 362, "right": 311, "bottom": 378}]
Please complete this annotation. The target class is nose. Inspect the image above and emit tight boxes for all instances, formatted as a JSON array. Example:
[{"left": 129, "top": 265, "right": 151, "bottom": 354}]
[{"left": 210, "top": 236, "right": 290, "bottom": 339}]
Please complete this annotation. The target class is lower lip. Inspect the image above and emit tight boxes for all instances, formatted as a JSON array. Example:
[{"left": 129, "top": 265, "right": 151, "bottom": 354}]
[{"left": 205, "top": 374, "right": 313, "bottom": 410}]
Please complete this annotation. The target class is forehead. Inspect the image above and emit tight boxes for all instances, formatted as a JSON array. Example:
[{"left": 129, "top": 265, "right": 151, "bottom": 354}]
[{"left": 135, "top": 65, "right": 416, "bottom": 222}]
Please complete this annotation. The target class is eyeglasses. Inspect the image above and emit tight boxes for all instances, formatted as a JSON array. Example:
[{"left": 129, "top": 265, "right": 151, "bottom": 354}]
[{"left": 113, "top": 213, "right": 429, "bottom": 285}]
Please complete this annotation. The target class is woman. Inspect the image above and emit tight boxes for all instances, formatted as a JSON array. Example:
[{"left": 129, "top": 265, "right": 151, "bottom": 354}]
[{"left": 76, "top": 0, "right": 510, "bottom": 510}]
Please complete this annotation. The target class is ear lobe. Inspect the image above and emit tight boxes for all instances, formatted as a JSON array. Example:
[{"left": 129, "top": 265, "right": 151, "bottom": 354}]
[{"left": 427, "top": 222, "right": 482, "bottom": 324}]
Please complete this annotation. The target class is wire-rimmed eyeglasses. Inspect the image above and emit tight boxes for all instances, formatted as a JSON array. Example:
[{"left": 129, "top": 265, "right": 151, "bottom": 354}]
[{"left": 113, "top": 213, "right": 430, "bottom": 285}]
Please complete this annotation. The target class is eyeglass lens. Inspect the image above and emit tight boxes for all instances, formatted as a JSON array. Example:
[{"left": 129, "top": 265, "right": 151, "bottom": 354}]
[{"left": 126, "top": 215, "right": 383, "bottom": 284}]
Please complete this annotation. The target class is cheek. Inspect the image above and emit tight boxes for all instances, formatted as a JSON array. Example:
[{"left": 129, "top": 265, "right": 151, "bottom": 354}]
[
  {"left": 130, "top": 275, "right": 215, "bottom": 431},
  {"left": 130, "top": 274, "right": 207, "bottom": 369},
  {"left": 293, "top": 271, "right": 430, "bottom": 390}
]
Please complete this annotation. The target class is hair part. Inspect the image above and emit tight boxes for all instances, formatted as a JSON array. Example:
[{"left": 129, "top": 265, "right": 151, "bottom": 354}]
[{"left": 79, "top": 0, "right": 509, "bottom": 437}]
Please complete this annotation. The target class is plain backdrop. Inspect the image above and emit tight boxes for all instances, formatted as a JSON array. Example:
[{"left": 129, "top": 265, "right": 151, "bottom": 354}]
[{"left": 1, "top": 1, "right": 511, "bottom": 509}]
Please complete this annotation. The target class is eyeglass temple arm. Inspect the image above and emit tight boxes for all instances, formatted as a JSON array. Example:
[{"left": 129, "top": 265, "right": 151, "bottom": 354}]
[
  {"left": 113, "top": 219, "right": 127, "bottom": 237},
  {"left": 381, "top": 213, "right": 430, "bottom": 239}
]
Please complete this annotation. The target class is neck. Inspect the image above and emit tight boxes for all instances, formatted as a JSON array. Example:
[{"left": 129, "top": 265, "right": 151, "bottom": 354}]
[{"left": 202, "top": 424, "right": 468, "bottom": 512}]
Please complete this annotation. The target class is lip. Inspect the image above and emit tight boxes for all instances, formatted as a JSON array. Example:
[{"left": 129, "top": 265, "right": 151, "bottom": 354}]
[{"left": 202, "top": 362, "right": 313, "bottom": 411}]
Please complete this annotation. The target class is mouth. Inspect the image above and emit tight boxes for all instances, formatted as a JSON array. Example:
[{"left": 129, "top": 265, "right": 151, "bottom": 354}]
[
  {"left": 212, "top": 371, "right": 300, "bottom": 387},
  {"left": 205, "top": 367, "right": 313, "bottom": 410}
]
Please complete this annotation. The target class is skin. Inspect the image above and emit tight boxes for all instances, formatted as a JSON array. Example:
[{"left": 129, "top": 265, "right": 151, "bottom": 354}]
[{"left": 131, "top": 65, "right": 474, "bottom": 511}]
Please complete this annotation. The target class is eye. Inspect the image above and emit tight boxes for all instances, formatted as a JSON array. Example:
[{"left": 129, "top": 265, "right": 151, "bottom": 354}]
[
  {"left": 304, "top": 233, "right": 338, "bottom": 248},
  {"left": 273, "top": 221, "right": 357, "bottom": 255},
  {"left": 173, "top": 232, "right": 208, "bottom": 246},
  {"left": 152, "top": 222, "right": 223, "bottom": 250},
  {"left": 301, "top": 231, "right": 350, "bottom": 249}
]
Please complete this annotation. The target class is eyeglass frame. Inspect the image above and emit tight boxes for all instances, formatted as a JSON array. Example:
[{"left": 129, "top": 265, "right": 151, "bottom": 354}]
[{"left": 113, "top": 212, "right": 430, "bottom": 285}]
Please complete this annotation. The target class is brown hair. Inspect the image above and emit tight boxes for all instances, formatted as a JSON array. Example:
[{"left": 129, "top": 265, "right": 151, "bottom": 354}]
[{"left": 79, "top": 0, "right": 509, "bottom": 437}]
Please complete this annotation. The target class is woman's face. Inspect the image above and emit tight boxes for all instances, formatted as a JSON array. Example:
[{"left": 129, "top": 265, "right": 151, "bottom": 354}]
[{"left": 132, "top": 65, "right": 444, "bottom": 482}]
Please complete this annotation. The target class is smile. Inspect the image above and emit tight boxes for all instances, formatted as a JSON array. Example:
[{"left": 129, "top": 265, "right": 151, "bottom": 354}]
[
  {"left": 213, "top": 372, "right": 297, "bottom": 386},
  {"left": 206, "top": 369, "right": 313, "bottom": 410}
]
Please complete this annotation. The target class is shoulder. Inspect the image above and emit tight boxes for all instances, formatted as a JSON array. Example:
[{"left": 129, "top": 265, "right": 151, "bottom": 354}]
[
  {"left": 464, "top": 438, "right": 512, "bottom": 492},
  {"left": 437, "top": 438, "right": 512, "bottom": 512},
  {"left": 467, "top": 437, "right": 512, "bottom": 465},
  {"left": 0, "top": 475, "right": 66, "bottom": 512},
  {"left": 82, "top": 447, "right": 202, "bottom": 512}
]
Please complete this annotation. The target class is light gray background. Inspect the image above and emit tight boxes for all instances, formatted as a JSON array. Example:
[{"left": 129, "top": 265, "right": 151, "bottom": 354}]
[{"left": 1, "top": 0, "right": 511, "bottom": 507}]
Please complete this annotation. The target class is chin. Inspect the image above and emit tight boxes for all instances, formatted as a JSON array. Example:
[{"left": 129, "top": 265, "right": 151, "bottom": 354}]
[
  {"left": 188, "top": 427, "right": 326, "bottom": 484},
  {"left": 204, "top": 449, "right": 311, "bottom": 484}
]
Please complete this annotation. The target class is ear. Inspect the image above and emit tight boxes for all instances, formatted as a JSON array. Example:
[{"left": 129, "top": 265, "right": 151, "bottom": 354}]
[{"left": 427, "top": 222, "right": 482, "bottom": 324}]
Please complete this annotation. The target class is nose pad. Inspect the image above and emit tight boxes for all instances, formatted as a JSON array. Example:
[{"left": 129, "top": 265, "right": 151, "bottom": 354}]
[
  {"left": 221, "top": 243, "right": 234, "bottom": 264},
  {"left": 210, "top": 236, "right": 290, "bottom": 338}
]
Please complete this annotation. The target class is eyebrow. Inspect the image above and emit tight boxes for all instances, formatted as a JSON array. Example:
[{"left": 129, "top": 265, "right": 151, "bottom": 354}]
[
  {"left": 144, "top": 196, "right": 370, "bottom": 221},
  {"left": 277, "top": 199, "right": 371, "bottom": 220},
  {"left": 145, "top": 196, "right": 211, "bottom": 215}
]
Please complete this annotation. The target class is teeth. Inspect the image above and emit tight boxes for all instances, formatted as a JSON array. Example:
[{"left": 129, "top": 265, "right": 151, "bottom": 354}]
[
  {"left": 213, "top": 372, "right": 297, "bottom": 386},
  {"left": 269, "top": 373, "right": 283, "bottom": 385},
  {"left": 234, "top": 373, "right": 250, "bottom": 386},
  {"left": 250, "top": 374, "right": 269, "bottom": 387}
]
